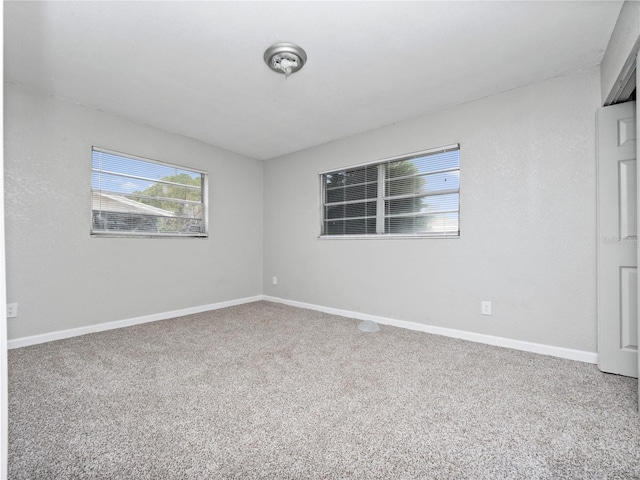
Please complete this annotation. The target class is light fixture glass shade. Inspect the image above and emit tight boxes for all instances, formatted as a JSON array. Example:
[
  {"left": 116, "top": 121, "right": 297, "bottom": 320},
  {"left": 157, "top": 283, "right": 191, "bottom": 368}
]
[{"left": 264, "top": 43, "right": 307, "bottom": 77}]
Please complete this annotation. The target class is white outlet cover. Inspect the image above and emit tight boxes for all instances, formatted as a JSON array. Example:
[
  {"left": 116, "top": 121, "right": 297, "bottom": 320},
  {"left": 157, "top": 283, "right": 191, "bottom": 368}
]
[
  {"left": 481, "top": 301, "right": 492, "bottom": 315},
  {"left": 7, "top": 303, "right": 18, "bottom": 318}
]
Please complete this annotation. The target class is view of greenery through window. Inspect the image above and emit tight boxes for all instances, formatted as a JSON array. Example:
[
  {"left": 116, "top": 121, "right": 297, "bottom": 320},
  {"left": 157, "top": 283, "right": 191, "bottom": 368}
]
[
  {"left": 91, "top": 148, "right": 207, "bottom": 237},
  {"left": 386, "top": 160, "right": 428, "bottom": 234},
  {"left": 322, "top": 146, "right": 460, "bottom": 237},
  {"left": 133, "top": 173, "right": 204, "bottom": 233}
]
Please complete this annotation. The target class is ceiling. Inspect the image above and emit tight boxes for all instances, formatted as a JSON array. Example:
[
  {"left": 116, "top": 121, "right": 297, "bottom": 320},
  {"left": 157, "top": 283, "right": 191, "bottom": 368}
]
[{"left": 4, "top": 1, "right": 623, "bottom": 161}]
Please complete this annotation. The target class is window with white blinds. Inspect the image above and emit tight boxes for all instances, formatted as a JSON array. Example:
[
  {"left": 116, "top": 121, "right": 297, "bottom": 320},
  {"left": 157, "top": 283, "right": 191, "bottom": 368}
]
[
  {"left": 91, "top": 147, "right": 208, "bottom": 237},
  {"left": 320, "top": 145, "right": 460, "bottom": 237}
]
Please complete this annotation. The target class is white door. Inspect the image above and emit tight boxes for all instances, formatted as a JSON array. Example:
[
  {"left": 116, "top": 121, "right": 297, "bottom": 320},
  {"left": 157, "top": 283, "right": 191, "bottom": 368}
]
[{"left": 597, "top": 101, "right": 638, "bottom": 378}]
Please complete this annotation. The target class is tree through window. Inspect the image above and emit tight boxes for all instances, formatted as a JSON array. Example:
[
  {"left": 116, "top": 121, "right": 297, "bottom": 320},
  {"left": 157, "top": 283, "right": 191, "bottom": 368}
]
[
  {"left": 320, "top": 145, "right": 460, "bottom": 237},
  {"left": 91, "top": 148, "right": 208, "bottom": 237}
]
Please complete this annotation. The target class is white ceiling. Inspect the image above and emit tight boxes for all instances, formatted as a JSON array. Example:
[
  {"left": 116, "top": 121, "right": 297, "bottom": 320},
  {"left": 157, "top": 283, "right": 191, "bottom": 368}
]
[{"left": 4, "top": 1, "right": 623, "bottom": 160}]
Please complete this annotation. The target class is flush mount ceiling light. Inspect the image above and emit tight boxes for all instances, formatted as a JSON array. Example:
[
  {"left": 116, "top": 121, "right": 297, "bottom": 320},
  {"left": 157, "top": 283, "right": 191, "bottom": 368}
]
[{"left": 264, "top": 42, "right": 307, "bottom": 78}]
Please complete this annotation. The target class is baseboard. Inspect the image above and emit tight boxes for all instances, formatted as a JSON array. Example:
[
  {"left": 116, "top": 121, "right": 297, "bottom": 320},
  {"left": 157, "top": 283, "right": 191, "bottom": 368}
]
[
  {"left": 7, "top": 295, "right": 264, "bottom": 349},
  {"left": 9, "top": 295, "right": 599, "bottom": 365},
  {"left": 262, "top": 295, "right": 598, "bottom": 365}
]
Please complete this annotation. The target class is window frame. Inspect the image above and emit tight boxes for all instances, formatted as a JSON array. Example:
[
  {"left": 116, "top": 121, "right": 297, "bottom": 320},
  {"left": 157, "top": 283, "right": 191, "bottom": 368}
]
[
  {"left": 318, "top": 144, "right": 460, "bottom": 239},
  {"left": 91, "top": 146, "right": 209, "bottom": 239}
]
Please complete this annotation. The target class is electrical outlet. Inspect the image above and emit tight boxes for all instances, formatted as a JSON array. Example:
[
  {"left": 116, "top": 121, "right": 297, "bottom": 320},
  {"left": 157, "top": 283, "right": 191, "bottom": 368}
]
[
  {"left": 481, "top": 301, "right": 492, "bottom": 316},
  {"left": 272, "top": 276, "right": 278, "bottom": 285},
  {"left": 7, "top": 303, "right": 18, "bottom": 318}
]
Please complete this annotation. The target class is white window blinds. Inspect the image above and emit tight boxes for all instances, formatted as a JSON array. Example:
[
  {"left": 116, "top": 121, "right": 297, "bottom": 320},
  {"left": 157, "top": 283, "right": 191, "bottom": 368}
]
[
  {"left": 321, "top": 145, "right": 460, "bottom": 237},
  {"left": 91, "top": 147, "right": 208, "bottom": 237}
]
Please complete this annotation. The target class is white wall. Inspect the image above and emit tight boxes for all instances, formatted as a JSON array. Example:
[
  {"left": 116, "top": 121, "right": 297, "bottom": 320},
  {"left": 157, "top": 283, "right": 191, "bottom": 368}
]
[
  {"left": 5, "top": 67, "right": 602, "bottom": 352},
  {"left": 263, "top": 68, "right": 600, "bottom": 353},
  {"left": 4, "top": 83, "right": 263, "bottom": 340}
]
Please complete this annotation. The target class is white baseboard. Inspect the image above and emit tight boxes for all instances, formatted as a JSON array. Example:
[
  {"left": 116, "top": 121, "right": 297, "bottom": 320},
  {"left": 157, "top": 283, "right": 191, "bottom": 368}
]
[
  {"left": 8, "top": 294, "right": 599, "bottom": 365},
  {"left": 262, "top": 295, "right": 598, "bottom": 365},
  {"left": 7, "top": 296, "right": 264, "bottom": 349}
]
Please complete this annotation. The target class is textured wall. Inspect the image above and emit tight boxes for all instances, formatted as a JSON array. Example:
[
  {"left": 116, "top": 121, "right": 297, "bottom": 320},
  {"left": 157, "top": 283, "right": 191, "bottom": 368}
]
[
  {"left": 4, "top": 83, "right": 264, "bottom": 340},
  {"left": 263, "top": 68, "right": 600, "bottom": 352}
]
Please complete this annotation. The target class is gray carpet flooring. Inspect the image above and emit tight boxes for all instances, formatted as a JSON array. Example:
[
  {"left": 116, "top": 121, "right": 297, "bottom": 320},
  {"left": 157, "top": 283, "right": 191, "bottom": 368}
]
[{"left": 8, "top": 301, "right": 640, "bottom": 479}]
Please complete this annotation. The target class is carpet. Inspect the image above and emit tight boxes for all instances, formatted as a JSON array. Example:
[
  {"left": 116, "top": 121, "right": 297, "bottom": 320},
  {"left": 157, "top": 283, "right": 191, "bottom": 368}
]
[{"left": 8, "top": 301, "right": 640, "bottom": 479}]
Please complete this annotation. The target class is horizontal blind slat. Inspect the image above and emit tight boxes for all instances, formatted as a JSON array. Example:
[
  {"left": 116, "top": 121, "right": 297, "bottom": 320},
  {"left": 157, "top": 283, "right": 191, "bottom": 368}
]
[{"left": 92, "top": 169, "right": 202, "bottom": 190}]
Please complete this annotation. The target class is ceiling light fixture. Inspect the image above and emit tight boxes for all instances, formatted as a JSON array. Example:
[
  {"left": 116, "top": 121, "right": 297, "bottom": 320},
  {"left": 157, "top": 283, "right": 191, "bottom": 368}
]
[{"left": 264, "top": 42, "right": 307, "bottom": 79}]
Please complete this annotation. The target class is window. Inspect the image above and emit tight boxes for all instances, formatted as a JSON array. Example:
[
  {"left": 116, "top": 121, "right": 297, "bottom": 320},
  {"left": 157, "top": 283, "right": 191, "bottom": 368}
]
[
  {"left": 91, "top": 147, "right": 207, "bottom": 237},
  {"left": 320, "top": 144, "right": 460, "bottom": 238}
]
